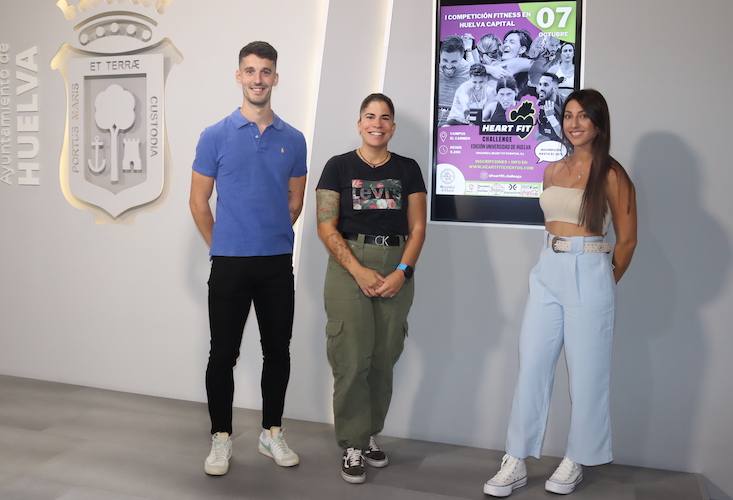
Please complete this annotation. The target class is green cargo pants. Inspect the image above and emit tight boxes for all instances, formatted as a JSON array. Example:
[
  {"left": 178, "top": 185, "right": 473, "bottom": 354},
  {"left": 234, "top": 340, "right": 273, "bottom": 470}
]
[{"left": 324, "top": 235, "right": 414, "bottom": 450}]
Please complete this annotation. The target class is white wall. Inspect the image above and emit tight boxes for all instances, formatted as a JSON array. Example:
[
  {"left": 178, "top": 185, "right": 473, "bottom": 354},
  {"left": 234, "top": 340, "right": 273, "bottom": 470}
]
[
  {"left": 2, "top": 1, "right": 731, "bottom": 498},
  {"left": 0, "top": 0, "right": 329, "bottom": 403}
]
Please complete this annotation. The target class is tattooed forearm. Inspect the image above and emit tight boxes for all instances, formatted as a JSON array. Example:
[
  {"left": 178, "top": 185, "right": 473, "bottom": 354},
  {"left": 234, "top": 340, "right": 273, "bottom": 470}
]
[
  {"left": 316, "top": 189, "right": 340, "bottom": 224},
  {"left": 316, "top": 189, "right": 359, "bottom": 273},
  {"left": 326, "top": 232, "right": 354, "bottom": 268}
]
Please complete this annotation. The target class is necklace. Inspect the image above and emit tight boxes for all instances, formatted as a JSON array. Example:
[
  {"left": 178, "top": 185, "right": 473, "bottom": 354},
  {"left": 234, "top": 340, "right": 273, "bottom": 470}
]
[
  {"left": 565, "top": 163, "right": 584, "bottom": 181},
  {"left": 357, "top": 148, "right": 391, "bottom": 168}
]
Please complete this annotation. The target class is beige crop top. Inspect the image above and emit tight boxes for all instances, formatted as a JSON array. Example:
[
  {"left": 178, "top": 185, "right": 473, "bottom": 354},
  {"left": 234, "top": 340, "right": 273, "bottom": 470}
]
[{"left": 539, "top": 186, "right": 610, "bottom": 230}]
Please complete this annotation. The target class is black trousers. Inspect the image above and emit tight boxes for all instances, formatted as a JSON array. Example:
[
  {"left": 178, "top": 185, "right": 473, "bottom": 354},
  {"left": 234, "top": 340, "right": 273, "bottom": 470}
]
[{"left": 206, "top": 254, "right": 294, "bottom": 434}]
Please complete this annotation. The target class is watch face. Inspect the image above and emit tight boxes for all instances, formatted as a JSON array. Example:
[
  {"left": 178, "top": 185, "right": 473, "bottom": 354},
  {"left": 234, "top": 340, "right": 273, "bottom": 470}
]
[{"left": 403, "top": 265, "right": 414, "bottom": 279}]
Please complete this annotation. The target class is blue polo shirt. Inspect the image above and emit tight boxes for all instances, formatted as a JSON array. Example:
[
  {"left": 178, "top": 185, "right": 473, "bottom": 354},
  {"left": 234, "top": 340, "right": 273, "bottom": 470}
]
[{"left": 193, "top": 108, "right": 307, "bottom": 256}]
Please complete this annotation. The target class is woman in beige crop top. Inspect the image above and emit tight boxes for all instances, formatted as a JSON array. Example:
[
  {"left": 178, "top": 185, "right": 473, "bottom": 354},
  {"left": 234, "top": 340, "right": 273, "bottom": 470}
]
[
  {"left": 484, "top": 89, "right": 637, "bottom": 498},
  {"left": 539, "top": 101, "right": 637, "bottom": 281}
]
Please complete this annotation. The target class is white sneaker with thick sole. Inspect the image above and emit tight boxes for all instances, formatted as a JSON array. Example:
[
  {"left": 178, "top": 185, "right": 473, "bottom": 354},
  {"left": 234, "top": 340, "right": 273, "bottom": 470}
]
[
  {"left": 258, "top": 428, "right": 300, "bottom": 467},
  {"left": 204, "top": 432, "right": 232, "bottom": 476},
  {"left": 483, "top": 454, "right": 527, "bottom": 497},
  {"left": 545, "top": 457, "right": 583, "bottom": 494}
]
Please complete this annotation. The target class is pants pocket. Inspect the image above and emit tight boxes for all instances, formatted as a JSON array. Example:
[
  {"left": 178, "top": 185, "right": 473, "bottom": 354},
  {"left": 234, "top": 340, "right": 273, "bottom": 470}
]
[
  {"left": 325, "top": 319, "right": 344, "bottom": 373},
  {"left": 324, "top": 257, "right": 362, "bottom": 299},
  {"left": 390, "top": 321, "right": 409, "bottom": 364},
  {"left": 326, "top": 319, "right": 344, "bottom": 338}
]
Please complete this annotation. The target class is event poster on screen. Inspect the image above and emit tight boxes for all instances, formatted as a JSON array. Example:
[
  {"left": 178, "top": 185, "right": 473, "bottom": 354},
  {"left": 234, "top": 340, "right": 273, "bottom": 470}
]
[{"left": 431, "top": 0, "right": 582, "bottom": 225}]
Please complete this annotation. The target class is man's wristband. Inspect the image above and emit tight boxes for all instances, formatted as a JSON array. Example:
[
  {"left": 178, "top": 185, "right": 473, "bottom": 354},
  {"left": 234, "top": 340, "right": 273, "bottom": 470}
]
[{"left": 397, "top": 263, "right": 414, "bottom": 279}]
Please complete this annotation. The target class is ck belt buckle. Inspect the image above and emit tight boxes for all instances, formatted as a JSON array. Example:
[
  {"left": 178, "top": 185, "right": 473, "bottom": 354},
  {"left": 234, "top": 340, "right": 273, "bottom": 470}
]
[{"left": 374, "top": 235, "right": 390, "bottom": 246}]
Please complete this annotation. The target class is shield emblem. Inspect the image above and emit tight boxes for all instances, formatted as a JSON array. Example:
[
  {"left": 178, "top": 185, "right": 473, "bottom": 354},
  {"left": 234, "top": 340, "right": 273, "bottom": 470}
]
[{"left": 51, "top": 4, "right": 181, "bottom": 218}]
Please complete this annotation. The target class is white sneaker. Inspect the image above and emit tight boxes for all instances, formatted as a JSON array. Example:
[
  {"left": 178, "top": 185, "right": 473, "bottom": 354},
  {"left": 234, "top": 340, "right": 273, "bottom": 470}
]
[
  {"left": 545, "top": 457, "right": 582, "bottom": 494},
  {"left": 204, "top": 432, "right": 232, "bottom": 476},
  {"left": 483, "top": 454, "right": 527, "bottom": 497},
  {"left": 258, "top": 428, "right": 300, "bottom": 467}
]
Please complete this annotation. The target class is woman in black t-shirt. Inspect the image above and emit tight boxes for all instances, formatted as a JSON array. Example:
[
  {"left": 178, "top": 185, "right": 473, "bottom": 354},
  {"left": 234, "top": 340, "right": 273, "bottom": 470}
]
[{"left": 315, "top": 93, "right": 427, "bottom": 485}]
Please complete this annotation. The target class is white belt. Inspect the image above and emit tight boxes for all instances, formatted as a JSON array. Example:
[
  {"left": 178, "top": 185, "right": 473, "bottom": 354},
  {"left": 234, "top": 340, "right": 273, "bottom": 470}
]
[{"left": 548, "top": 235, "right": 612, "bottom": 254}]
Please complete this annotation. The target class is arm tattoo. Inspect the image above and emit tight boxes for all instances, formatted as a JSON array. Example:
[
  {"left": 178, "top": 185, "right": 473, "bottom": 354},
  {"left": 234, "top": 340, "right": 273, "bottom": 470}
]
[
  {"left": 316, "top": 189, "right": 340, "bottom": 224},
  {"left": 325, "top": 232, "right": 354, "bottom": 268},
  {"left": 317, "top": 189, "right": 355, "bottom": 268}
]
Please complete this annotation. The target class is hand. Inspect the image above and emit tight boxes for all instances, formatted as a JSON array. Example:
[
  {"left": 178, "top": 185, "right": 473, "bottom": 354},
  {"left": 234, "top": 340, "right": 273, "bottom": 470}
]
[
  {"left": 485, "top": 64, "right": 510, "bottom": 79},
  {"left": 374, "top": 271, "right": 406, "bottom": 298},
  {"left": 461, "top": 33, "right": 475, "bottom": 51},
  {"left": 353, "top": 266, "right": 385, "bottom": 297},
  {"left": 543, "top": 100, "right": 555, "bottom": 117}
]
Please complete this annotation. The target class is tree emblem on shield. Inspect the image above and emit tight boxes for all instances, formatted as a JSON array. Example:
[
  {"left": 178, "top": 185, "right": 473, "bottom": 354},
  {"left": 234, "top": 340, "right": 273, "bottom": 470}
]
[{"left": 51, "top": 0, "right": 182, "bottom": 218}]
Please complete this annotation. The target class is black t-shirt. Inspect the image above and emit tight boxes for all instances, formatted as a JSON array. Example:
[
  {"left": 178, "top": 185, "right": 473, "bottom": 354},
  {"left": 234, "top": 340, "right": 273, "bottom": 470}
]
[{"left": 316, "top": 150, "right": 427, "bottom": 235}]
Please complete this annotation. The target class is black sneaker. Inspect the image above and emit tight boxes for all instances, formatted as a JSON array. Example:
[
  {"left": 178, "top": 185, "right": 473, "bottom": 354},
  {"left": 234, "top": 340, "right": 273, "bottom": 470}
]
[
  {"left": 341, "top": 447, "right": 366, "bottom": 484},
  {"left": 363, "top": 436, "right": 389, "bottom": 468}
]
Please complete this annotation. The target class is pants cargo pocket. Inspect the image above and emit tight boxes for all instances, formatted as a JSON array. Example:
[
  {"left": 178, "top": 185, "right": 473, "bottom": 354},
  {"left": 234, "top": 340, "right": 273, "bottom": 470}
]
[
  {"left": 325, "top": 319, "right": 344, "bottom": 373},
  {"left": 388, "top": 321, "right": 409, "bottom": 365}
]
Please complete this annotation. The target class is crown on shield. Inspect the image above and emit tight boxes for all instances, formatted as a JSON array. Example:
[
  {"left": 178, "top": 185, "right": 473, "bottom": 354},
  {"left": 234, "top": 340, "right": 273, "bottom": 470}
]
[{"left": 56, "top": 0, "right": 173, "bottom": 53}]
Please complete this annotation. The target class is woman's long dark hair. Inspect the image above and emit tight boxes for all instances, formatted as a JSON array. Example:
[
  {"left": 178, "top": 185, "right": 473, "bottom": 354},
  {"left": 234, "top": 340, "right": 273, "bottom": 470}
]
[{"left": 562, "top": 89, "right": 633, "bottom": 233}]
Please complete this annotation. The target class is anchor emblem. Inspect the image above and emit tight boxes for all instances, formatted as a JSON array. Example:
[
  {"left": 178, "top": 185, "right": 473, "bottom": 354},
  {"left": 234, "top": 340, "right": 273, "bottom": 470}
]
[
  {"left": 88, "top": 135, "right": 107, "bottom": 173},
  {"left": 51, "top": 0, "right": 182, "bottom": 218}
]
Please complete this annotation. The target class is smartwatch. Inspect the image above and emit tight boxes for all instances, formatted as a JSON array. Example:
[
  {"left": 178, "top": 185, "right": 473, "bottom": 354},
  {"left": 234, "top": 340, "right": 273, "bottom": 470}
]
[{"left": 397, "top": 263, "right": 414, "bottom": 279}]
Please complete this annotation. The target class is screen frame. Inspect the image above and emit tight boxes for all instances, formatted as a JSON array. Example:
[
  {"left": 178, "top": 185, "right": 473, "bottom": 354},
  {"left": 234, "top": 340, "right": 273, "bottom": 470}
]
[{"left": 428, "top": 0, "right": 585, "bottom": 227}]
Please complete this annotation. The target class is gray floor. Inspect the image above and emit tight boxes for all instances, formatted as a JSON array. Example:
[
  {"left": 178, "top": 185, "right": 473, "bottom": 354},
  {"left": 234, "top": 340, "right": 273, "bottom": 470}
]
[{"left": 0, "top": 375, "right": 707, "bottom": 500}]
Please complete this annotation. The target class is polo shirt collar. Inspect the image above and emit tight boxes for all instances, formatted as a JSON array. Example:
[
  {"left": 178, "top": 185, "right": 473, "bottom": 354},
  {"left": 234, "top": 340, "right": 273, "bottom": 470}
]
[{"left": 230, "top": 108, "right": 284, "bottom": 130}]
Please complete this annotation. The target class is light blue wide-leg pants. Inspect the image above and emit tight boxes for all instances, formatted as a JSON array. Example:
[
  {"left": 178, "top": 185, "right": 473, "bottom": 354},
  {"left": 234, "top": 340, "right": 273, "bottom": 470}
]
[{"left": 506, "top": 234, "right": 615, "bottom": 466}]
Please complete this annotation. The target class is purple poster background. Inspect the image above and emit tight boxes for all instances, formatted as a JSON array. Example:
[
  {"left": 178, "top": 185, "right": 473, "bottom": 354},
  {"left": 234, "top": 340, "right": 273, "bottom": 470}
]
[{"left": 435, "top": 1, "right": 578, "bottom": 199}]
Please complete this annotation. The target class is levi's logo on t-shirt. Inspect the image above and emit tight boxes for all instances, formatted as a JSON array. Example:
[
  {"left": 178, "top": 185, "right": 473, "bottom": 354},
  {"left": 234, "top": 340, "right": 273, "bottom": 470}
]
[{"left": 352, "top": 179, "right": 402, "bottom": 210}]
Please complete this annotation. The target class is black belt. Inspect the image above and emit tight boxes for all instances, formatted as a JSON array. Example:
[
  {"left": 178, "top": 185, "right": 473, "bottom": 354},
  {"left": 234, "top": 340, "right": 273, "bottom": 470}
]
[{"left": 341, "top": 232, "right": 404, "bottom": 247}]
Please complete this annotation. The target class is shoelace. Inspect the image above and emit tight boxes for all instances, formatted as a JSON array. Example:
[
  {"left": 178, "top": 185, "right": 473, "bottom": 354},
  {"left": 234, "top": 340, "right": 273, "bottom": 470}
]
[
  {"left": 494, "top": 454, "right": 519, "bottom": 481},
  {"left": 368, "top": 436, "right": 381, "bottom": 452},
  {"left": 554, "top": 458, "right": 577, "bottom": 480},
  {"left": 211, "top": 437, "right": 229, "bottom": 461},
  {"left": 345, "top": 447, "right": 363, "bottom": 467},
  {"left": 271, "top": 432, "right": 291, "bottom": 456}
]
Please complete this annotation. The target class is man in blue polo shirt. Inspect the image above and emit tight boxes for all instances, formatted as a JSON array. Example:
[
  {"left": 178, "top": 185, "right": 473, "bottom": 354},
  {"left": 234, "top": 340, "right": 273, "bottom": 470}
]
[{"left": 189, "top": 41, "right": 307, "bottom": 476}]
